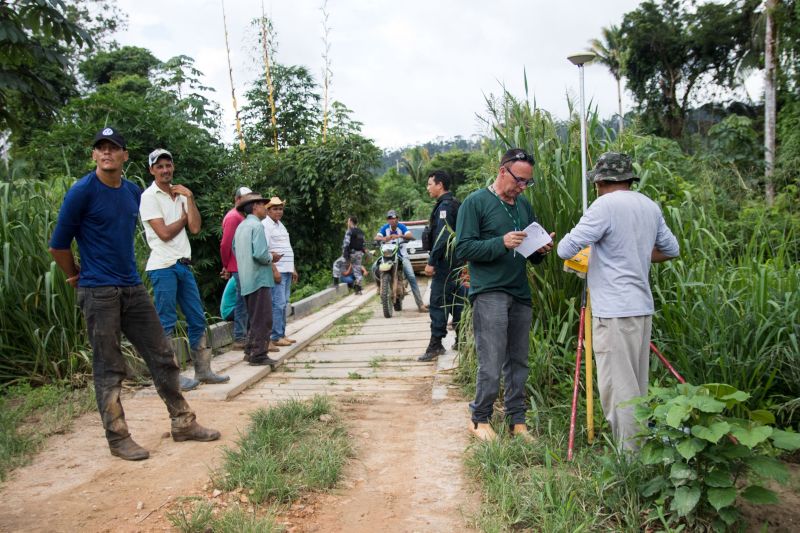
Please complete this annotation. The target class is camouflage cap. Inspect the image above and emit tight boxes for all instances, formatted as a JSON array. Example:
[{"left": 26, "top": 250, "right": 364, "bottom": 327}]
[{"left": 588, "top": 152, "right": 639, "bottom": 183}]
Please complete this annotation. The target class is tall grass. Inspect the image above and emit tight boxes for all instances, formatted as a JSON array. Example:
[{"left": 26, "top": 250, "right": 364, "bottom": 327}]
[
  {"left": 0, "top": 178, "right": 91, "bottom": 385},
  {"left": 465, "top": 406, "right": 649, "bottom": 532},
  {"left": 458, "top": 86, "right": 800, "bottom": 427}
]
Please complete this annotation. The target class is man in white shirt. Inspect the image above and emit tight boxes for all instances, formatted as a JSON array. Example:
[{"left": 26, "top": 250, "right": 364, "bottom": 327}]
[
  {"left": 261, "top": 196, "right": 298, "bottom": 347},
  {"left": 140, "top": 149, "right": 229, "bottom": 390}
]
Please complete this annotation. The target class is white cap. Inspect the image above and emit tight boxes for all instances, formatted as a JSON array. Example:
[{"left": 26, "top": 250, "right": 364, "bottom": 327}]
[
  {"left": 148, "top": 148, "right": 173, "bottom": 167},
  {"left": 235, "top": 186, "right": 253, "bottom": 199}
]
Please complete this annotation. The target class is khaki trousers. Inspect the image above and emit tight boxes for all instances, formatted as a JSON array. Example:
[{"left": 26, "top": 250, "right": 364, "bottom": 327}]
[{"left": 592, "top": 315, "right": 652, "bottom": 450}]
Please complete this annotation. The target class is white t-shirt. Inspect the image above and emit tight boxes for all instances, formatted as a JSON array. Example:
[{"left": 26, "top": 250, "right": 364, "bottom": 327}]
[
  {"left": 262, "top": 216, "right": 295, "bottom": 273},
  {"left": 139, "top": 182, "right": 192, "bottom": 271}
]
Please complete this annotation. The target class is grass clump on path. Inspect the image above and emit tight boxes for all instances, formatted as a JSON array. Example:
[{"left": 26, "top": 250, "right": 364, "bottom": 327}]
[
  {"left": 0, "top": 382, "right": 95, "bottom": 481},
  {"left": 325, "top": 306, "right": 374, "bottom": 338},
  {"left": 167, "top": 499, "right": 283, "bottom": 533},
  {"left": 215, "top": 395, "right": 353, "bottom": 504}
]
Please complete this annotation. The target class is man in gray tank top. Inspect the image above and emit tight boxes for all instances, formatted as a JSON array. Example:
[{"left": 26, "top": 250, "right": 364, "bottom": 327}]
[{"left": 557, "top": 152, "right": 680, "bottom": 451}]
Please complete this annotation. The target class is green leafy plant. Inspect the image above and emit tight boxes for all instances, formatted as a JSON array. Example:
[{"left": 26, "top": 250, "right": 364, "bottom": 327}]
[{"left": 630, "top": 383, "right": 800, "bottom": 530}]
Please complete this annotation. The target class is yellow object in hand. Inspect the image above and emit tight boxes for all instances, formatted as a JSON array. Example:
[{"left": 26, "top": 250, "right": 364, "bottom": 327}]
[{"left": 563, "top": 247, "right": 591, "bottom": 278}]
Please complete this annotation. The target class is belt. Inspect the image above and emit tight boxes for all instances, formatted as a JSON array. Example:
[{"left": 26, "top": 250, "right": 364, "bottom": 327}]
[{"left": 177, "top": 258, "right": 192, "bottom": 266}]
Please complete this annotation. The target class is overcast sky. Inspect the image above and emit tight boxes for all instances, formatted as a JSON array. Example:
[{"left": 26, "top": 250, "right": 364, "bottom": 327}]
[{"left": 115, "top": 0, "right": 645, "bottom": 150}]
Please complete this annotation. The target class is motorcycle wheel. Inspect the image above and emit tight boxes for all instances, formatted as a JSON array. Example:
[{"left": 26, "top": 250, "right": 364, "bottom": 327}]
[
  {"left": 394, "top": 265, "right": 404, "bottom": 311},
  {"left": 380, "top": 271, "right": 393, "bottom": 318}
]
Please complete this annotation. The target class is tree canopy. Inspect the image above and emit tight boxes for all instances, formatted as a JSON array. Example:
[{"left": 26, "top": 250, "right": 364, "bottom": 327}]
[
  {"left": 0, "top": 0, "right": 93, "bottom": 134},
  {"left": 621, "top": 0, "right": 758, "bottom": 138}
]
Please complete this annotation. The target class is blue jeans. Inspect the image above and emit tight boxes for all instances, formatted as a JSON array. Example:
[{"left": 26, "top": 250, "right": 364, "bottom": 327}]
[
  {"left": 401, "top": 255, "right": 423, "bottom": 306},
  {"left": 147, "top": 262, "right": 207, "bottom": 350},
  {"left": 232, "top": 272, "right": 248, "bottom": 342},
  {"left": 271, "top": 274, "right": 292, "bottom": 341},
  {"left": 470, "top": 291, "right": 532, "bottom": 425}
]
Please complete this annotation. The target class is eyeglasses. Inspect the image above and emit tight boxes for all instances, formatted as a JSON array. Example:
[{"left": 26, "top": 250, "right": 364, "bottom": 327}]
[
  {"left": 504, "top": 165, "right": 535, "bottom": 188},
  {"left": 500, "top": 151, "right": 535, "bottom": 166}
]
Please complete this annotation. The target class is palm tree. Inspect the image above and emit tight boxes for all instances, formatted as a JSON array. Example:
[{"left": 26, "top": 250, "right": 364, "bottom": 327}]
[
  {"left": 589, "top": 25, "right": 626, "bottom": 134},
  {"left": 400, "top": 147, "right": 431, "bottom": 187}
]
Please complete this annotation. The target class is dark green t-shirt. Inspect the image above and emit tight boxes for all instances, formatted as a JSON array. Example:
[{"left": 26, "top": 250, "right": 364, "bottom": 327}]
[{"left": 455, "top": 187, "right": 543, "bottom": 304}]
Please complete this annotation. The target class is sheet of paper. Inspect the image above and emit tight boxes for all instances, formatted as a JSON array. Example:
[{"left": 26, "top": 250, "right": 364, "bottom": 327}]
[{"left": 516, "top": 221, "right": 552, "bottom": 257}]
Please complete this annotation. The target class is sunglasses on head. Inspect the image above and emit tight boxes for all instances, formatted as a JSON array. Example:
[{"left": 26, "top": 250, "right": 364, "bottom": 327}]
[{"left": 500, "top": 151, "right": 535, "bottom": 166}]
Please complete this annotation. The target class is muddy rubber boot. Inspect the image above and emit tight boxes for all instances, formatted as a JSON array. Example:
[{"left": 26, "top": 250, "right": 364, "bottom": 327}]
[
  {"left": 332, "top": 276, "right": 339, "bottom": 287},
  {"left": 354, "top": 283, "right": 362, "bottom": 295},
  {"left": 418, "top": 336, "right": 445, "bottom": 362},
  {"left": 179, "top": 374, "right": 200, "bottom": 391},
  {"left": 171, "top": 420, "right": 221, "bottom": 442},
  {"left": 192, "top": 335, "right": 229, "bottom": 384},
  {"left": 109, "top": 436, "right": 150, "bottom": 461},
  {"left": 469, "top": 422, "right": 498, "bottom": 442}
]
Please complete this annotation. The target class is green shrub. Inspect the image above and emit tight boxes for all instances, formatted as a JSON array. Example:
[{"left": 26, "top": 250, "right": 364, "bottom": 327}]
[{"left": 630, "top": 383, "right": 800, "bottom": 530}]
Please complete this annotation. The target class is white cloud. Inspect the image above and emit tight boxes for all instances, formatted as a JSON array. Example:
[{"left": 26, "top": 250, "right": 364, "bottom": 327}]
[{"left": 114, "top": 0, "right": 644, "bottom": 149}]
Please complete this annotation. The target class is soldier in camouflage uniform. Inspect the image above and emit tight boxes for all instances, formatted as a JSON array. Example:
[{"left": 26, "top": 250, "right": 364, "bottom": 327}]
[{"left": 557, "top": 152, "right": 680, "bottom": 451}]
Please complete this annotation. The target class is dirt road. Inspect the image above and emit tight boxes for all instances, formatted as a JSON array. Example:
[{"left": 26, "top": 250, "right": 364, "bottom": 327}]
[{"left": 0, "top": 289, "right": 478, "bottom": 532}]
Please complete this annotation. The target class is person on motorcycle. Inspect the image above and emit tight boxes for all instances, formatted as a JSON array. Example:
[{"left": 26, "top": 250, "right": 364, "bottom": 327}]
[{"left": 372, "top": 210, "right": 427, "bottom": 312}]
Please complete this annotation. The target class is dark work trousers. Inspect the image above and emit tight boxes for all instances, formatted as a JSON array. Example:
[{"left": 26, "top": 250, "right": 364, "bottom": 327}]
[
  {"left": 244, "top": 286, "right": 273, "bottom": 359},
  {"left": 469, "top": 291, "right": 532, "bottom": 425},
  {"left": 429, "top": 267, "right": 466, "bottom": 339},
  {"left": 78, "top": 285, "right": 195, "bottom": 445}
]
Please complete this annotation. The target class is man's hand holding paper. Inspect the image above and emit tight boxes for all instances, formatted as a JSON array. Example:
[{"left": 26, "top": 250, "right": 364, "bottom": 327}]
[{"left": 516, "top": 221, "right": 555, "bottom": 257}]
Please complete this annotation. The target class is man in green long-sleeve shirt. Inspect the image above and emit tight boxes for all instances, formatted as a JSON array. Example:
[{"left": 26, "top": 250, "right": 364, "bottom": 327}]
[
  {"left": 233, "top": 192, "right": 280, "bottom": 366},
  {"left": 455, "top": 148, "right": 555, "bottom": 442}
]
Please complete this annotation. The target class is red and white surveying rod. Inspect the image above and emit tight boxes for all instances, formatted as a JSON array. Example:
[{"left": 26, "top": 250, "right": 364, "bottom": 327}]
[{"left": 567, "top": 286, "right": 587, "bottom": 461}]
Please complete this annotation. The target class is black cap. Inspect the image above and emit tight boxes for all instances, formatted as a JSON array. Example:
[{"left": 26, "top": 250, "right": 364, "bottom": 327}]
[{"left": 92, "top": 127, "right": 127, "bottom": 150}]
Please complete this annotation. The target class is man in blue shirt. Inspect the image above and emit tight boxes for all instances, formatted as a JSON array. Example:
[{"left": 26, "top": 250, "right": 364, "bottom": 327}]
[
  {"left": 49, "top": 127, "right": 220, "bottom": 461},
  {"left": 372, "top": 210, "right": 426, "bottom": 311}
]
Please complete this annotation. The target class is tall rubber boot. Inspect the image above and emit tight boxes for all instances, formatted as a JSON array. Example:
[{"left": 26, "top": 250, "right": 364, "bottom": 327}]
[
  {"left": 192, "top": 334, "right": 230, "bottom": 384},
  {"left": 180, "top": 374, "right": 200, "bottom": 391}
]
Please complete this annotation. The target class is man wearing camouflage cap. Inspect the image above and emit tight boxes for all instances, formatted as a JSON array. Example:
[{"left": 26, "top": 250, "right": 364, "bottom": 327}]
[{"left": 557, "top": 152, "right": 680, "bottom": 451}]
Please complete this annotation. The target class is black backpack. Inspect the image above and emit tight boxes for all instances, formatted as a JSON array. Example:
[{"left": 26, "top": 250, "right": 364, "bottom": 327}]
[{"left": 348, "top": 227, "right": 365, "bottom": 252}]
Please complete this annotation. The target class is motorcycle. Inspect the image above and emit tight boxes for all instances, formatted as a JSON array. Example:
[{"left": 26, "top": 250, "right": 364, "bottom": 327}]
[{"left": 376, "top": 240, "right": 407, "bottom": 318}]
